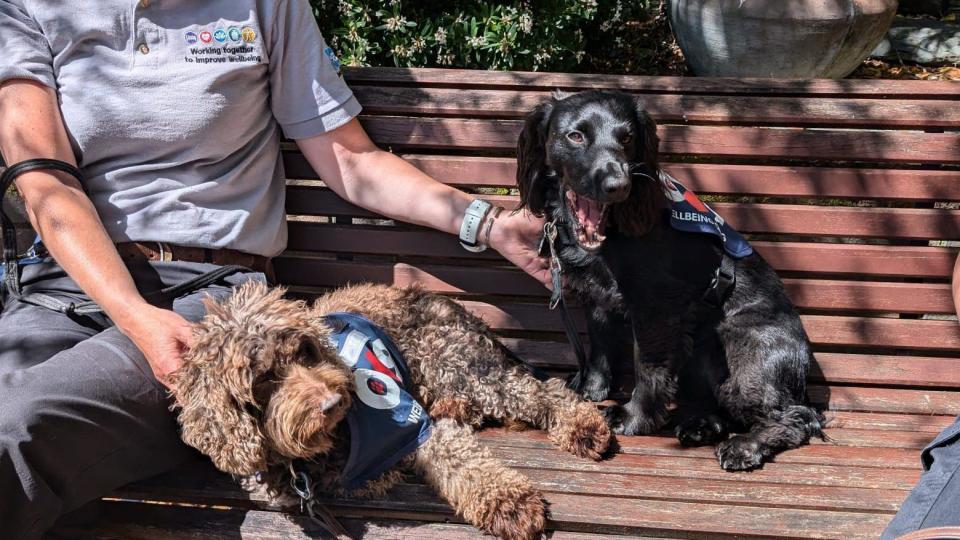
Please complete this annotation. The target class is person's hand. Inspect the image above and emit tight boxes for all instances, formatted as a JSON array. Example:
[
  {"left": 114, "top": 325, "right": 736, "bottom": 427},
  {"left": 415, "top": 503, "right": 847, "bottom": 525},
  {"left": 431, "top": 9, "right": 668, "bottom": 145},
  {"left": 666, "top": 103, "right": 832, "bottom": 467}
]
[
  {"left": 116, "top": 303, "right": 195, "bottom": 388},
  {"left": 488, "top": 208, "right": 551, "bottom": 289}
]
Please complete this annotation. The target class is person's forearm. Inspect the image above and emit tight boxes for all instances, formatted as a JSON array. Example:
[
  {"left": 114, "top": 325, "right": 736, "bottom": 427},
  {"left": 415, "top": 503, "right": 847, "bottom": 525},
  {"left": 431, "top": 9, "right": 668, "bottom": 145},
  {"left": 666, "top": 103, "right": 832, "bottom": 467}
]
[
  {"left": 0, "top": 80, "right": 151, "bottom": 328},
  {"left": 296, "top": 119, "right": 475, "bottom": 237}
]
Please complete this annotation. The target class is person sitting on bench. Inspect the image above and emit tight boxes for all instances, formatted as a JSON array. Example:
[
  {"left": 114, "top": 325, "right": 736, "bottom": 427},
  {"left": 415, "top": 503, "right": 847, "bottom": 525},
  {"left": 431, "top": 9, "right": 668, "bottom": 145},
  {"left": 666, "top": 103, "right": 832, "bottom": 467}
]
[
  {"left": 0, "top": 2, "right": 549, "bottom": 538},
  {"left": 882, "top": 252, "right": 960, "bottom": 539}
]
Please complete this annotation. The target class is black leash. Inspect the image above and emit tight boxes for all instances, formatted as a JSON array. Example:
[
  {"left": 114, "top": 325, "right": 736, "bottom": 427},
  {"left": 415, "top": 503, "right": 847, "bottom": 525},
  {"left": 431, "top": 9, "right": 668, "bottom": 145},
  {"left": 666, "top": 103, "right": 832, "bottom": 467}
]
[
  {"left": 540, "top": 220, "right": 589, "bottom": 373},
  {"left": 1, "top": 159, "right": 248, "bottom": 314},
  {"left": 288, "top": 463, "right": 354, "bottom": 540}
]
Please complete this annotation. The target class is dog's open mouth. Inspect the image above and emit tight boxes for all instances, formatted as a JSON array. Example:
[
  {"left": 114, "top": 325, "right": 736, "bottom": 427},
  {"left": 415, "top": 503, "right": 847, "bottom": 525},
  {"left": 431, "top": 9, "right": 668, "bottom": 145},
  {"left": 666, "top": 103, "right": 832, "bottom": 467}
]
[{"left": 565, "top": 190, "right": 609, "bottom": 251}]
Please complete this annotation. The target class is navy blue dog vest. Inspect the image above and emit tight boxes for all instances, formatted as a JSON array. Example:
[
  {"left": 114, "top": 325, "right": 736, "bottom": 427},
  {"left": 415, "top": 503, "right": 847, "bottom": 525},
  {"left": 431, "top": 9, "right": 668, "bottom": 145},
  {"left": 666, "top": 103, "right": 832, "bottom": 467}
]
[
  {"left": 323, "top": 312, "right": 432, "bottom": 490},
  {"left": 659, "top": 171, "right": 753, "bottom": 259}
]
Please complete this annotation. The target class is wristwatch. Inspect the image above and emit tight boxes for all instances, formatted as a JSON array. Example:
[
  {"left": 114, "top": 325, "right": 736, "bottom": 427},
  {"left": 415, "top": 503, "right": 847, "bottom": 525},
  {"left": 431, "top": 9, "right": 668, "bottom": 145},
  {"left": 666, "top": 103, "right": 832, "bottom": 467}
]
[{"left": 459, "top": 199, "right": 493, "bottom": 253}]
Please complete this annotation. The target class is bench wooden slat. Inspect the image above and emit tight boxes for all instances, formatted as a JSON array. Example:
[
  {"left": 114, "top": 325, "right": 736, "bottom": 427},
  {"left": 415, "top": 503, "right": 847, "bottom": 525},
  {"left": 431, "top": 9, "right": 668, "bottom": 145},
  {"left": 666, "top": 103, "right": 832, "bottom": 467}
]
[
  {"left": 284, "top": 154, "right": 960, "bottom": 203},
  {"left": 456, "top": 300, "right": 960, "bottom": 352},
  {"left": 345, "top": 67, "right": 960, "bottom": 99},
  {"left": 810, "top": 385, "right": 960, "bottom": 415},
  {"left": 286, "top": 224, "right": 959, "bottom": 279},
  {"left": 287, "top": 188, "right": 960, "bottom": 240},
  {"left": 503, "top": 338, "right": 960, "bottom": 390},
  {"left": 59, "top": 503, "right": 487, "bottom": 540},
  {"left": 479, "top": 428, "right": 930, "bottom": 466},
  {"left": 353, "top": 86, "right": 960, "bottom": 129},
  {"left": 275, "top": 258, "right": 957, "bottom": 314},
  {"left": 360, "top": 117, "right": 960, "bottom": 164}
]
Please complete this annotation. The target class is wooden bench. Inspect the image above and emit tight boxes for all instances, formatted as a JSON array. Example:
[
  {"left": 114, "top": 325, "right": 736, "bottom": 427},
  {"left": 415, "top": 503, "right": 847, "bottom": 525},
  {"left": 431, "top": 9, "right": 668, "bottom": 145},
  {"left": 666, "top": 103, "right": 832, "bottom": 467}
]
[{"left": 63, "top": 67, "right": 960, "bottom": 539}]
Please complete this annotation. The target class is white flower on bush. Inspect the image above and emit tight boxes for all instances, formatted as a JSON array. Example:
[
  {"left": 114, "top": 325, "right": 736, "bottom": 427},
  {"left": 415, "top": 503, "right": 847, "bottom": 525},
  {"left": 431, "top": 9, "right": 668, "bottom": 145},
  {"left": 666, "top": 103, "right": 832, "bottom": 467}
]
[
  {"left": 434, "top": 27, "right": 448, "bottom": 45},
  {"left": 385, "top": 15, "right": 408, "bottom": 32},
  {"left": 337, "top": 0, "right": 351, "bottom": 15},
  {"left": 518, "top": 13, "right": 533, "bottom": 34},
  {"left": 436, "top": 51, "right": 455, "bottom": 65},
  {"left": 411, "top": 36, "right": 426, "bottom": 52},
  {"left": 466, "top": 35, "right": 485, "bottom": 48},
  {"left": 392, "top": 44, "right": 411, "bottom": 58}
]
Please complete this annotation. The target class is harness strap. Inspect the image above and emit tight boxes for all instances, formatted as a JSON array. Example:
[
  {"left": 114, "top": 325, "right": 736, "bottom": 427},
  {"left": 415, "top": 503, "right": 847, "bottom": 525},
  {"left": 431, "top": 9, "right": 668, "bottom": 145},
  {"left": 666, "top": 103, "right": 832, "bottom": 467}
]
[{"left": 700, "top": 252, "right": 737, "bottom": 309}]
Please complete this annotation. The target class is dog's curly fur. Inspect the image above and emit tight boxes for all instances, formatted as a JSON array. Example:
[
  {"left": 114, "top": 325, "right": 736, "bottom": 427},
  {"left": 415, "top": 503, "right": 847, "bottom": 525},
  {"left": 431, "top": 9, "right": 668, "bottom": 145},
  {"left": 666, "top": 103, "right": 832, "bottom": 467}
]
[
  {"left": 516, "top": 90, "right": 825, "bottom": 471},
  {"left": 173, "top": 282, "right": 611, "bottom": 540}
]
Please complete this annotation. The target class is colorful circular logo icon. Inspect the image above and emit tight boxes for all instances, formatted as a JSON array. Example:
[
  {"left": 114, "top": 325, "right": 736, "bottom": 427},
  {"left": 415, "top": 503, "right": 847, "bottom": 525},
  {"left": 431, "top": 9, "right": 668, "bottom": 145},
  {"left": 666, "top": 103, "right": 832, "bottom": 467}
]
[
  {"left": 228, "top": 26, "right": 242, "bottom": 42},
  {"left": 241, "top": 27, "right": 257, "bottom": 43},
  {"left": 354, "top": 369, "right": 400, "bottom": 410},
  {"left": 213, "top": 29, "right": 227, "bottom": 43},
  {"left": 199, "top": 30, "right": 213, "bottom": 44},
  {"left": 184, "top": 31, "right": 198, "bottom": 45}
]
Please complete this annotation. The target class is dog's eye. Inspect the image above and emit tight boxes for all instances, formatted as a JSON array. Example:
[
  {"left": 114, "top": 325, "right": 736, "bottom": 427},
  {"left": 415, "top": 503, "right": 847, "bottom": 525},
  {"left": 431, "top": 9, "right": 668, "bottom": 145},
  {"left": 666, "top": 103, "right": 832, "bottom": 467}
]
[
  {"left": 566, "top": 131, "right": 585, "bottom": 144},
  {"left": 620, "top": 133, "right": 633, "bottom": 145}
]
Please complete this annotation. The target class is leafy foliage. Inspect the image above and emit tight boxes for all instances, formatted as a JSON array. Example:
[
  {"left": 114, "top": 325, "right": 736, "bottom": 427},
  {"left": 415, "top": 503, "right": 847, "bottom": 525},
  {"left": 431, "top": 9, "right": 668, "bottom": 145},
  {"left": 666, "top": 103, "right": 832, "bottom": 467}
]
[{"left": 310, "top": 0, "right": 656, "bottom": 72}]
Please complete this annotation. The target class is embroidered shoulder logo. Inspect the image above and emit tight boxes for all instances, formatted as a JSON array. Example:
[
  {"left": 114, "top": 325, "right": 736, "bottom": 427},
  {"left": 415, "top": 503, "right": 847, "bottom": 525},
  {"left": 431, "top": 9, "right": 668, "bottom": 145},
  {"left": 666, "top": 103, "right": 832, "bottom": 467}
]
[
  {"left": 182, "top": 24, "right": 262, "bottom": 66},
  {"left": 324, "top": 46, "right": 342, "bottom": 75}
]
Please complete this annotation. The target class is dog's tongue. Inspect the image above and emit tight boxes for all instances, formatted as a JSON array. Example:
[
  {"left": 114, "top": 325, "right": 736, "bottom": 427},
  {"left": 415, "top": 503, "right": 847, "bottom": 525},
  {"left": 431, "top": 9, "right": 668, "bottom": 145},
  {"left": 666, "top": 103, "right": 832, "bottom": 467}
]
[{"left": 567, "top": 191, "right": 606, "bottom": 238}]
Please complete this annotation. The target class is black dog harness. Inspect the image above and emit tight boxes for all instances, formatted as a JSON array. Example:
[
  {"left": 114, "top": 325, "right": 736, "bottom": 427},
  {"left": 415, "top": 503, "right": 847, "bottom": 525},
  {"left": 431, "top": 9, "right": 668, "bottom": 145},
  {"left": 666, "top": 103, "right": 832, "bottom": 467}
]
[
  {"left": 542, "top": 174, "right": 753, "bottom": 371},
  {"left": 0, "top": 159, "right": 246, "bottom": 314}
]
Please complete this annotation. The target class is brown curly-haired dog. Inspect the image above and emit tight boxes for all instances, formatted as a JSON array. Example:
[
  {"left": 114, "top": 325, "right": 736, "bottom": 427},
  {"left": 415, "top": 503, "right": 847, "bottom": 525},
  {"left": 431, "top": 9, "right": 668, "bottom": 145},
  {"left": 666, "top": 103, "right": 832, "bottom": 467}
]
[{"left": 172, "top": 281, "right": 611, "bottom": 540}]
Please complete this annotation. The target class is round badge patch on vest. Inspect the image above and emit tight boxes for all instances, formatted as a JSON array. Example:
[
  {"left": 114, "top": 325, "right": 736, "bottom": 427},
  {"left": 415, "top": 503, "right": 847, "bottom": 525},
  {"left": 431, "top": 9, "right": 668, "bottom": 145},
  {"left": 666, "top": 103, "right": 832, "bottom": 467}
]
[
  {"left": 214, "top": 29, "right": 227, "bottom": 43},
  {"left": 184, "top": 31, "right": 199, "bottom": 45},
  {"left": 199, "top": 30, "right": 213, "bottom": 44},
  {"left": 241, "top": 27, "right": 257, "bottom": 43},
  {"left": 228, "top": 27, "right": 242, "bottom": 42},
  {"left": 354, "top": 369, "right": 401, "bottom": 410}
]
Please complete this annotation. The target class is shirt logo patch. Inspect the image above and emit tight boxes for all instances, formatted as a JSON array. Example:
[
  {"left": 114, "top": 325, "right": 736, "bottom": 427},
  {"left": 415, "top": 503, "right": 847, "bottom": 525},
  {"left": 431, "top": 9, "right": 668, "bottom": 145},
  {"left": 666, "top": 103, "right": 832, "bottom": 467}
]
[
  {"left": 324, "top": 46, "right": 342, "bottom": 73},
  {"left": 241, "top": 27, "right": 257, "bottom": 43},
  {"left": 184, "top": 31, "right": 199, "bottom": 45},
  {"left": 213, "top": 29, "right": 227, "bottom": 43},
  {"left": 199, "top": 30, "right": 213, "bottom": 44},
  {"left": 228, "top": 27, "right": 242, "bottom": 42}
]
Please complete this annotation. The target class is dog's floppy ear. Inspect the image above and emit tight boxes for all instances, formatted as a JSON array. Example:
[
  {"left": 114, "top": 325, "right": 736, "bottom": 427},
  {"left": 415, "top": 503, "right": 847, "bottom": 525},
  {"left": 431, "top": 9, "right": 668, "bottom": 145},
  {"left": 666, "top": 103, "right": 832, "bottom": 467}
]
[
  {"left": 633, "top": 97, "right": 660, "bottom": 177},
  {"left": 611, "top": 97, "right": 666, "bottom": 237},
  {"left": 172, "top": 282, "right": 322, "bottom": 476},
  {"left": 516, "top": 99, "right": 556, "bottom": 216}
]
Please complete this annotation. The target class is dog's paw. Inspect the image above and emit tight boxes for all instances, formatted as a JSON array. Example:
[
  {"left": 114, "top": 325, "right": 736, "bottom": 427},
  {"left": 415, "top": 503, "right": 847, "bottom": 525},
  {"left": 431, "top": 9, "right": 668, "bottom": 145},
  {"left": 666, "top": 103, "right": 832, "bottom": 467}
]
[
  {"left": 478, "top": 484, "right": 547, "bottom": 540},
  {"left": 602, "top": 404, "right": 655, "bottom": 437},
  {"left": 567, "top": 369, "right": 610, "bottom": 402},
  {"left": 676, "top": 414, "right": 728, "bottom": 448},
  {"left": 552, "top": 404, "right": 611, "bottom": 460},
  {"left": 716, "top": 435, "right": 766, "bottom": 471}
]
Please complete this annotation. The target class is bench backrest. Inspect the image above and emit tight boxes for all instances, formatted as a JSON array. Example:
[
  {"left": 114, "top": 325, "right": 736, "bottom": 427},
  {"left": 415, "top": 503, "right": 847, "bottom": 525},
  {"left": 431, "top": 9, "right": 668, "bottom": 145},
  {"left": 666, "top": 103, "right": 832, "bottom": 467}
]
[{"left": 276, "top": 67, "right": 960, "bottom": 418}]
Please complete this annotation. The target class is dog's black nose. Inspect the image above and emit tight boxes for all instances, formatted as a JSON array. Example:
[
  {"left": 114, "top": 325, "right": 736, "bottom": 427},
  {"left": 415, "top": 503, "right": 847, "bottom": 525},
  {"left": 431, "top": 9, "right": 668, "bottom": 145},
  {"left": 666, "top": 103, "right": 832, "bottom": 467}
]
[{"left": 601, "top": 175, "right": 631, "bottom": 199}]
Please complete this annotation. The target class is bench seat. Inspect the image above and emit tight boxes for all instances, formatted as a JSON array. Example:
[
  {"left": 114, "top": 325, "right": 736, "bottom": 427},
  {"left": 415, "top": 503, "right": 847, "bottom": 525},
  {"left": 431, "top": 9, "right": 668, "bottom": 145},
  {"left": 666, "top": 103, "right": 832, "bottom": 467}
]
[{"left": 63, "top": 67, "right": 960, "bottom": 539}]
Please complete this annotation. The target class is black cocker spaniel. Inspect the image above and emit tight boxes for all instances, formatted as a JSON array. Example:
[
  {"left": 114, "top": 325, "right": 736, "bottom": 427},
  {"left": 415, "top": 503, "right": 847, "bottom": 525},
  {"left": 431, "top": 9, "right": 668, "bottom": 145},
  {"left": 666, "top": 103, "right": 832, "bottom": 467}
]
[{"left": 516, "top": 90, "right": 825, "bottom": 471}]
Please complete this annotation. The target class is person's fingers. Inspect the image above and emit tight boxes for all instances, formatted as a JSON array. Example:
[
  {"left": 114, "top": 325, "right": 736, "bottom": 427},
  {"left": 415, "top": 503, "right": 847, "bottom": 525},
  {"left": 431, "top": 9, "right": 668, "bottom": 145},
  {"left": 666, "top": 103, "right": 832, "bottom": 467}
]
[{"left": 176, "top": 322, "right": 196, "bottom": 348}]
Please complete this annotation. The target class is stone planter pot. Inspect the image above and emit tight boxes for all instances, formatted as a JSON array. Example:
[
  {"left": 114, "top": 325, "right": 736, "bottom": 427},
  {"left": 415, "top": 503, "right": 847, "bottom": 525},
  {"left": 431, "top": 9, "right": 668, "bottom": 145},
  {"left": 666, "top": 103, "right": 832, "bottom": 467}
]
[{"left": 670, "top": 0, "right": 899, "bottom": 78}]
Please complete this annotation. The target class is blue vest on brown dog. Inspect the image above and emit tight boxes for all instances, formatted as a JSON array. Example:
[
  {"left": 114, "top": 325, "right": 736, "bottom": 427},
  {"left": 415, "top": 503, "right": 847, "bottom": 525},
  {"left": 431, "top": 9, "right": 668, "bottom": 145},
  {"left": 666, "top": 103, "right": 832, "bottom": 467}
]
[{"left": 323, "top": 312, "right": 432, "bottom": 490}]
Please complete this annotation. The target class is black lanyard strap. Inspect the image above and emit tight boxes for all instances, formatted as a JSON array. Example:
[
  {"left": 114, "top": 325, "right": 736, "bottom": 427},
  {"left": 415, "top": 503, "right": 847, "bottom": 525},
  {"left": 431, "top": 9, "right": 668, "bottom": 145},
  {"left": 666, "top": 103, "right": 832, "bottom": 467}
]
[
  {"left": 1, "top": 159, "right": 249, "bottom": 314},
  {"left": 1, "top": 159, "right": 85, "bottom": 299}
]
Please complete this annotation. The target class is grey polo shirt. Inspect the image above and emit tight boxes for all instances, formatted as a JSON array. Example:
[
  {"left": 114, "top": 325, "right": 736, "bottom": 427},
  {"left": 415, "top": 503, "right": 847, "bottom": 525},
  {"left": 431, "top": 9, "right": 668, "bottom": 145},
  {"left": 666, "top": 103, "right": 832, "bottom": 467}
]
[{"left": 0, "top": 0, "right": 361, "bottom": 257}]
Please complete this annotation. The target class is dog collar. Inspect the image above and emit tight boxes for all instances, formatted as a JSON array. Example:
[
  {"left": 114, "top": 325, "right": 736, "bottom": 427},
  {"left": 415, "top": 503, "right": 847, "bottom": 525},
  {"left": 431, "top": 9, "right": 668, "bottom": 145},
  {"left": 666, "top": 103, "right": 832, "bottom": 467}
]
[{"left": 323, "top": 312, "right": 432, "bottom": 490}]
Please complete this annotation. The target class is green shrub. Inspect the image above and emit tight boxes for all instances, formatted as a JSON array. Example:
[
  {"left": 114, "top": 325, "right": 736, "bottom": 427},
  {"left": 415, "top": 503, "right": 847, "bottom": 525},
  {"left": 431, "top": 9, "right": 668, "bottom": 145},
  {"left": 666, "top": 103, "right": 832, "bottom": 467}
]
[{"left": 310, "top": 0, "right": 654, "bottom": 72}]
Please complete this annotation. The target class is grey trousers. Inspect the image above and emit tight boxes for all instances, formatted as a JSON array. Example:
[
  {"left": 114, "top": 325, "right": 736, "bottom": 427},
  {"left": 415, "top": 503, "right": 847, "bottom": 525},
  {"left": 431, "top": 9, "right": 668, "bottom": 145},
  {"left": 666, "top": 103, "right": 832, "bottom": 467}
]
[
  {"left": 0, "top": 259, "right": 263, "bottom": 540},
  {"left": 883, "top": 416, "right": 960, "bottom": 539}
]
